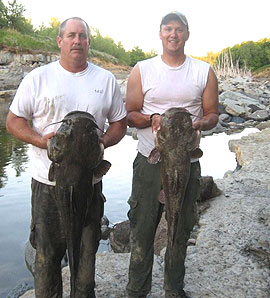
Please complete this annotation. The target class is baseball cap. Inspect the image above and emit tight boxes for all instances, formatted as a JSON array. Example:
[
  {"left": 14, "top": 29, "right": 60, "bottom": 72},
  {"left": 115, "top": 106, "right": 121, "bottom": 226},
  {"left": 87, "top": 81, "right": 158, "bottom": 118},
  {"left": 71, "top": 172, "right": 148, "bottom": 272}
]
[{"left": 160, "top": 11, "right": 189, "bottom": 30}]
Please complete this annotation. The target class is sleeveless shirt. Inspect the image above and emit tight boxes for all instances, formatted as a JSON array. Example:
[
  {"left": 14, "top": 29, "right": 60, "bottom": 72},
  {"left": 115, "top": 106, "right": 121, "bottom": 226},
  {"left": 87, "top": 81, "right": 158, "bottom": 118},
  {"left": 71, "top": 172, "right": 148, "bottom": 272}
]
[{"left": 137, "top": 55, "right": 210, "bottom": 158}]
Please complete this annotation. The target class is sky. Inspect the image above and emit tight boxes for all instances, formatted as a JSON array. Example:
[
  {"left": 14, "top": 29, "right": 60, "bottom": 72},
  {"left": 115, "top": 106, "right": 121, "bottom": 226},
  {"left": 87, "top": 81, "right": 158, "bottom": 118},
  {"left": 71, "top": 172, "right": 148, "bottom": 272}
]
[{"left": 4, "top": 0, "right": 270, "bottom": 57}]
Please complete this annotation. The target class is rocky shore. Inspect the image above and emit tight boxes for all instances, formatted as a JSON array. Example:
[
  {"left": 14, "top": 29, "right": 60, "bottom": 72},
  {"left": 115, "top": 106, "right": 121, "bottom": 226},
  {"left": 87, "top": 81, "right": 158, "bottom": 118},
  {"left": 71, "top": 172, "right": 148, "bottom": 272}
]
[
  {"left": 20, "top": 127, "right": 270, "bottom": 298},
  {"left": 1, "top": 50, "right": 269, "bottom": 297}
]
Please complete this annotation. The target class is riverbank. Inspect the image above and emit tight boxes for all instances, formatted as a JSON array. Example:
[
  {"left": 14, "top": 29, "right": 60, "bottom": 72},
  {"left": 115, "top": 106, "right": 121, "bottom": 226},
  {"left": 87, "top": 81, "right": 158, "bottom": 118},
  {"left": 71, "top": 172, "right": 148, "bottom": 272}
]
[
  {"left": 2, "top": 51, "right": 269, "bottom": 297},
  {"left": 20, "top": 127, "right": 270, "bottom": 298}
]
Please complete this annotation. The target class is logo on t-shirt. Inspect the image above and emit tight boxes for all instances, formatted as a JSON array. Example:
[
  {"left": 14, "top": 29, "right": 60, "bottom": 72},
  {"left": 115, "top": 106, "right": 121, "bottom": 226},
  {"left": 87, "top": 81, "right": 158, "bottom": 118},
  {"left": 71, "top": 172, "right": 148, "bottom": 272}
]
[{"left": 94, "top": 89, "right": 104, "bottom": 94}]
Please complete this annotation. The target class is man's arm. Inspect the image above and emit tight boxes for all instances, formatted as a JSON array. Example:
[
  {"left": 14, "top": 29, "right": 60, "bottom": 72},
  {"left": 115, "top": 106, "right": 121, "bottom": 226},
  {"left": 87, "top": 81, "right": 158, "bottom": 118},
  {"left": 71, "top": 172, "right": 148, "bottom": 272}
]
[
  {"left": 101, "top": 117, "right": 127, "bottom": 149},
  {"left": 193, "top": 67, "right": 219, "bottom": 131},
  {"left": 125, "top": 65, "right": 152, "bottom": 129},
  {"left": 6, "top": 111, "right": 54, "bottom": 149}
]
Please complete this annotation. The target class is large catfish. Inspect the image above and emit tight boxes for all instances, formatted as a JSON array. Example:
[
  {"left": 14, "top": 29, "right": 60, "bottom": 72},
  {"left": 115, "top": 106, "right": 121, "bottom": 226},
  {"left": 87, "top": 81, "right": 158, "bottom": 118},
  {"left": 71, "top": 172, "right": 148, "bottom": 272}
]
[
  {"left": 148, "top": 107, "right": 202, "bottom": 257},
  {"left": 47, "top": 111, "right": 110, "bottom": 297}
]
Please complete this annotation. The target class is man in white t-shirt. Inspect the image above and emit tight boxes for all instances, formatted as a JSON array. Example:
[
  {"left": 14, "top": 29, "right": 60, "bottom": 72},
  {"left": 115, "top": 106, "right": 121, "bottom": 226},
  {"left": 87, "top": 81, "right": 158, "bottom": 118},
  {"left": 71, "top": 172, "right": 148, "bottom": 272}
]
[
  {"left": 6, "top": 17, "right": 126, "bottom": 298},
  {"left": 126, "top": 12, "right": 218, "bottom": 298}
]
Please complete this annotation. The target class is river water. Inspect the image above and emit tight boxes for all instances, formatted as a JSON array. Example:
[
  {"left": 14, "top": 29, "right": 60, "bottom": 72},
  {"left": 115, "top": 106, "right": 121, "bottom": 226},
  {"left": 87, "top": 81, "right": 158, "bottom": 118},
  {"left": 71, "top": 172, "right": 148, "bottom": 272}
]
[{"left": 0, "top": 105, "right": 258, "bottom": 297}]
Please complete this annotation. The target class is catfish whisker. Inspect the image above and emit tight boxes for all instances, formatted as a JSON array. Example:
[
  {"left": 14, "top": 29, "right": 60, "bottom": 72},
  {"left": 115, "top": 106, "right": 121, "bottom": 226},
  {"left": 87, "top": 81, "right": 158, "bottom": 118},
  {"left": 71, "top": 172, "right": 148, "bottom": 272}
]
[{"left": 43, "top": 120, "right": 64, "bottom": 131}]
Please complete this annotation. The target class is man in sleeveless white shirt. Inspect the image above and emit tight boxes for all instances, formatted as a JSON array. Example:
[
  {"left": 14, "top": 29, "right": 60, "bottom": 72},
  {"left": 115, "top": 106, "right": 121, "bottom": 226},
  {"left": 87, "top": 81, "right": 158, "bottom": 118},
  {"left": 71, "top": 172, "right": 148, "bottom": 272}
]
[
  {"left": 126, "top": 12, "right": 218, "bottom": 298},
  {"left": 6, "top": 17, "right": 126, "bottom": 298}
]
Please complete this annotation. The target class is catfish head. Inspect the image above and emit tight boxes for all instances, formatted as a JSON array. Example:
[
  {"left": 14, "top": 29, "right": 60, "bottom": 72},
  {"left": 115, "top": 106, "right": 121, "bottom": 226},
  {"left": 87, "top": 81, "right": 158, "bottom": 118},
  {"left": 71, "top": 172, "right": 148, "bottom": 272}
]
[
  {"left": 158, "top": 107, "right": 198, "bottom": 152},
  {"left": 148, "top": 107, "right": 202, "bottom": 164},
  {"left": 47, "top": 111, "right": 104, "bottom": 185}
]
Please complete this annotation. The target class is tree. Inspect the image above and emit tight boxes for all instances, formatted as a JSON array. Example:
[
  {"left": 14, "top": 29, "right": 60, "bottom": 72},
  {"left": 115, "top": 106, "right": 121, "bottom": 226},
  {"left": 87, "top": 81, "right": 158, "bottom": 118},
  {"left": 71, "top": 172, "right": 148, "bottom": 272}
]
[
  {"left": 145, "top": 49, "right": 157, "bottom": 60},
  {"left": 2, "top": 0, "right": 33, "bottom": 33},
  {"left": 90, "top": 28, "right": 131, "bottom": 64},
  {"left": 129, "top": 46, "right": 146, "bottom": 66},
  {"left": 215, "top": 38, "right": 270, "bottom": 71},
  {"left": 37, "top": 17, "right": 60, "bottom": 40},
  {"left": 0, "top": 0, "right": 7, "bottom": 28}
]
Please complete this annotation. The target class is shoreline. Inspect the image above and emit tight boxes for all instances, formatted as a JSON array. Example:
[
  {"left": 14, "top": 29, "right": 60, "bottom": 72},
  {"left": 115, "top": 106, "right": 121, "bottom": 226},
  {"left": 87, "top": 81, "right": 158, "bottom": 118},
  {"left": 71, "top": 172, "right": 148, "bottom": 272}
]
[{"left": 20, "top": 128, "right": 270, "bottom": 297}]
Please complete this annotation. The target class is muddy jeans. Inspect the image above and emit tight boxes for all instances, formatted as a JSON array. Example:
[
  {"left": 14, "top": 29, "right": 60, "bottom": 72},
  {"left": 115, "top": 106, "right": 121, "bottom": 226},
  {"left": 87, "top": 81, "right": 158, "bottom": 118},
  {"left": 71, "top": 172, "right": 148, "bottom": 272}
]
[
  {"left": 126, "top": 153, "right": 200, "bottom": 297},
  {"left": 30, "top": 179, "right": 104, "bottom": 298}
]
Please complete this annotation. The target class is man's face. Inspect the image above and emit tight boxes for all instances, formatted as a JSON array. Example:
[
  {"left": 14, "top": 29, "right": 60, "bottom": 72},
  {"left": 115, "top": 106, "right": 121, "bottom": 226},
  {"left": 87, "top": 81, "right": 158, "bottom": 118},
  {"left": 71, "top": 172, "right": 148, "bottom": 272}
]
[
  {"left": 159, "top": 20, "right": 189, "bottom": 54},
  {"left": 57, "top": 19, "right": 90, "bottom": 67}
]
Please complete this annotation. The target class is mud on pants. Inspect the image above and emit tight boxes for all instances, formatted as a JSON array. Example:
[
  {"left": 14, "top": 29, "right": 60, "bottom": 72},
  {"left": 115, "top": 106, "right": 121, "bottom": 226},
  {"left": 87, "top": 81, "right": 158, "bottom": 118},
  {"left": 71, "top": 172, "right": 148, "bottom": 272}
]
[
  {"left": 126, "top": 153, "right": 200, "bottom": 297},
  {"left": 30, "top": 179, "right": 105, "bottom": 298}
]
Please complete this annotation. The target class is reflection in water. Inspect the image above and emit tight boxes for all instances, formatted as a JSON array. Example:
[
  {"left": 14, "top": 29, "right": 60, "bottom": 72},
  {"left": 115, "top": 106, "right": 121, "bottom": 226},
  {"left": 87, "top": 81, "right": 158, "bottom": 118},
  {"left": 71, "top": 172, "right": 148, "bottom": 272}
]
[{"left": 0, "top": 122, "right": 29, "bottom": 189}]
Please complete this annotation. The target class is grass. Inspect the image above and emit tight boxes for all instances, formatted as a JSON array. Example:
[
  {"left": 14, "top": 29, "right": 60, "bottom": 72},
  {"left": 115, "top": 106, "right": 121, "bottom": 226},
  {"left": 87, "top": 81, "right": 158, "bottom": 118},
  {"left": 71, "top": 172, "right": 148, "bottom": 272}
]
[
  {"left": 0, "top": 29, "right": 59, "bottom": 53},
  {"left": 0, "top": 29, "right": 120, "bottom": 65}
]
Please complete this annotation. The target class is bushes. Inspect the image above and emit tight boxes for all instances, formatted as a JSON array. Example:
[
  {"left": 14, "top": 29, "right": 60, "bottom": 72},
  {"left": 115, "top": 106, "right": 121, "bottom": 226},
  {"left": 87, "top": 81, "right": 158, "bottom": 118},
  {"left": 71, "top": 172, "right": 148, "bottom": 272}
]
[
  {"left": 0, "top": 0, "right": 33, "bottom": 34},
  {"left": 0, "top": 0, "right": 155, "bottom": 66},
  {"left": 216, "top": 39, "right": 270, "bottom": 72}
]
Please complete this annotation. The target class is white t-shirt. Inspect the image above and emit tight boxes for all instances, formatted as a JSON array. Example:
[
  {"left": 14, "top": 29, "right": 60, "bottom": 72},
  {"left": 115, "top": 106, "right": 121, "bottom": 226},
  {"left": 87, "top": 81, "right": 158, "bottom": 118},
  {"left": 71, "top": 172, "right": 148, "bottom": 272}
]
[
  {"left": 137, "top": 55, "right": 210, "bottom": 158},
  {"left": 9, "top": 61, "right": 126, "bottom": 185}
]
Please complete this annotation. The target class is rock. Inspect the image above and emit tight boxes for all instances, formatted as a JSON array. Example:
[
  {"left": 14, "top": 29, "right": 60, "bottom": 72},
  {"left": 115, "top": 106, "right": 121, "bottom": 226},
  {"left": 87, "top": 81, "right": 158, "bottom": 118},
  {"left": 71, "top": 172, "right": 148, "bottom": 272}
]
[
  {"left": 219, "top": 114, "right": 231, "bottom": 127},
  {"left": 219, "top": 90, "right": 266, "bottom": 119},
  {"left": 117, "top": 79, "right": 127, "bottom": 102},
  {"left": 257, "top": 204, "right": 270, "bottom": 225},
  {"left": 101, "top": 215, "right": 109, "bottom": 226},
  {"left": 218, "top": 103, "right": 227, "bottom": 114},
  {"left": 0, "top": 61, "right": 24, "bottom": 90},
  {"left": 256, "top": 120, "right": 270, "bottom": 130},
  {"left": 247, "top": 109, "right": 270, "bottom": 121},
  {"left": 0, "top": 89, "right": 16, "bottom": 102},
  {"left": 219, "top": 113, "right": 232, "bottom": 123},
  {"left": 109, "top": 220, "right": 131, "bottom": 253},
  {"left": 225, "top": 98, "right": 248, "bottom": 116},
  {"left": 199, "top": 176, "right": 222, "bottom": 202},
  {"left": 201, "top": 122, "right": 227, "bottom": 136},
  {"left": 248, "top": 103, "right": 264, "bottom": 112},
  {"left": 231, "top": 115, "right": 245, "bottom": 124},
  {"left": 100, "top": 215, "right": 112, "bottom": 240},
  {"left": 7, "top": 282, "right": 33, "bottom": 298}
]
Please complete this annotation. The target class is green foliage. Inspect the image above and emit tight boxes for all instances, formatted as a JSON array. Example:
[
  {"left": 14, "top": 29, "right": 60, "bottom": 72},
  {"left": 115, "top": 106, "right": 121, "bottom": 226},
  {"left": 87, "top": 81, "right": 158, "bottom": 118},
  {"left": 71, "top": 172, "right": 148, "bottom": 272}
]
[
  {"left": 37, "top": 17, "right": 60, "bottom": 41},
  {"left": 0, "top": 0, "right": 268, "bottom": 71},
  {"left": 89, "top": 48, "right": 119, "bottom": 64},
  {"left": 0, "top": 0, "right": 33, "bottom": 34},
  {"left": 90, "top": 28, "right": 130, "bottom": 64},
  {"left": 192, "top": 51, "right": 219, "bottom": 65},
  {"left": 128, "top": 47, "right": 157, "bottom": 66},
  {"left": 0, "top": 0, "right": 7, "bottom": 28},
  {"left": 0, "top": 125, "right": 29, "bottom": 188},
  {"left": 145, "top": 49, "right": 158, "bottom": 60},
  {"left": 129, "top": 46, "right": 145, "bottom": 66},
  {"left": 90, "top": 28, "right": 157, "bottom": 66},
  {"left": 0, "top": 28, "right": 59, "bottom": 52},
  {"left": 216, "top": 38, "right": 270, "bottom": 71}
]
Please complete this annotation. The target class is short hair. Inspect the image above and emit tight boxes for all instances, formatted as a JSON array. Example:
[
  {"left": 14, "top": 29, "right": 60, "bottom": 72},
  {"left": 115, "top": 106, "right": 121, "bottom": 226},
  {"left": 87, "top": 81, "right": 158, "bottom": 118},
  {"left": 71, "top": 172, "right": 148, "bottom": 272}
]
[{"left": 58, "top": 17, "right": 91, "bottom": 38}]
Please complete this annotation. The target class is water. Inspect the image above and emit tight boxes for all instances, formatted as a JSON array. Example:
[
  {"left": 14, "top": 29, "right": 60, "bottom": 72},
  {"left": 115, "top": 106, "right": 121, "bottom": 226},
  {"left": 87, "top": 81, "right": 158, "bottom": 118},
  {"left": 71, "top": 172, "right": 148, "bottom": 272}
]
[{"left": 0, "top": 111, "right": 258, "bottom": 297}]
